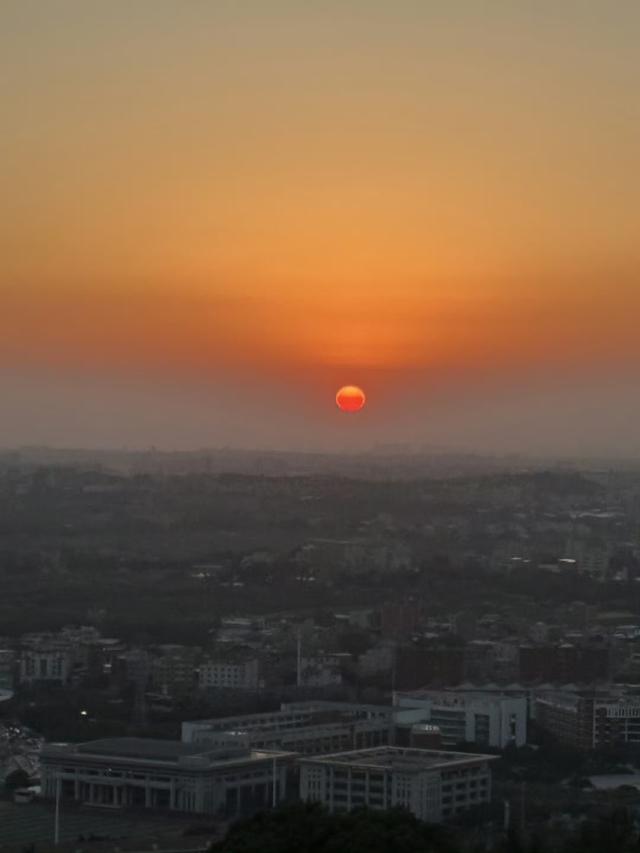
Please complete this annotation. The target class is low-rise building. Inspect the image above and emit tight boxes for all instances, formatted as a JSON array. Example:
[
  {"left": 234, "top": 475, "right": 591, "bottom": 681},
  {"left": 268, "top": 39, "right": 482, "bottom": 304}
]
[
  {"left": 151, "top": 645, "right": 201, "bottom": 696},
  {"left": 183, "top": 701, "right": 392, "bottom": 755},
  {"left": 299, "top": 653, "right": 351, "bottom": 687},
  {"left": 299, "top": 746, "right": 496, "bottom": 822},
  {"left": 198, "top": 656, "right": 260, "bottom": 690},
  {"left": 536, "top": 691, "right": 640, "bottom": 750},
  {"left": 19, "top": 645, "right": 72, "bottom": 685},
  {"left": 394, "top": 689, "right": 527, "bottom": 748},
  {"left": 40, "top": 737, "right": 295, "bottom": 816},
  {"left": 0, "top": 649, "right": 16, "bottom": 690}
]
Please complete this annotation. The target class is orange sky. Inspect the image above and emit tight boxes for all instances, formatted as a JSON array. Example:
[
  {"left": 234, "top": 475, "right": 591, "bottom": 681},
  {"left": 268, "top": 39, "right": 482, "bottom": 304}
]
[{"left": 1, "top": 1, "right": 639, "bottom": 451}]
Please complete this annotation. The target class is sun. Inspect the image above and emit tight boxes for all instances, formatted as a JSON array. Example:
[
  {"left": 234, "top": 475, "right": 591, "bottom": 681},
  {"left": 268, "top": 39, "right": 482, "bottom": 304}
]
[{"left": 336, "top": 385, "right": 366, "bottom": 412}]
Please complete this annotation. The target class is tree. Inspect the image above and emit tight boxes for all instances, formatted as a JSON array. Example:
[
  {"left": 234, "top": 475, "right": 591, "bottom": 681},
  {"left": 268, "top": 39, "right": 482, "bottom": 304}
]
[
  {"left": 210, "top": 803, "right": 456, "bottom": 853},
  {"left": 5, "top": 768, "right": 32, "bottom": 790}
]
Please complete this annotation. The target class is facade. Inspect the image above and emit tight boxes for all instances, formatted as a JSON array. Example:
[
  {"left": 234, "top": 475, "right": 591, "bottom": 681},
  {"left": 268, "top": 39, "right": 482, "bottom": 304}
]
[
  {"left": 299, "top": 746, "right": 496, "bottom": 823},
  {"left": 20, "top": 646, "right": 72, "bottom": 685},
  {"left": 299, "top": 653, "right": 351, "bottom": 687},
  {"left": 358, "top": 643, "right": 394, "bottom": 677},
  {"left": 183, "top": 701, "right": 392, "bottom": 755},
  {"left": 464, "top": 640, "right": 519, "bottom": 683},
  {"left": 199, "top": 657, "right": 260, "bottom": 690},
  {"left": 536, "top": 691, "right": 640, "bottom": 751},
  {"left": 394, "top": 689, "right": 527, "bottom": 748},
  {"left": 0, "top": 649, "right": 16, "bottom": 690},
  {"left": 151, "top": 645, "right": 201, "bottom": 696},
  {"left": 40, "top": 737, "right": 294, "bottom": 816}
]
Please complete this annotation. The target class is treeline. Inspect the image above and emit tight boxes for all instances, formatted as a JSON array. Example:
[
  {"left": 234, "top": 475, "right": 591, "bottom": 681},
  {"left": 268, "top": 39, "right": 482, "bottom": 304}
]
[{"left": 209, "top": 803, "right": 640, "bottom": 853}]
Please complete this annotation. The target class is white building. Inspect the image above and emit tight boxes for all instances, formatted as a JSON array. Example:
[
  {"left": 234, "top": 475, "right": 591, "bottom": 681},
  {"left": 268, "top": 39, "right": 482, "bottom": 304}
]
[
  {"left": 183, "top": 701, "right": 392, "bottom": 755},
  {"left": 299, "top": 746, "right": 496, "bottom": 823},
  {"left": 40, "top": 737, "right": 294, "bottom": 816},
  {"left": 394, "top": 689, "right": 527, "bottom": 748},
  {"left": 199, "top": 657, "right": 260, "bottom": 690}
]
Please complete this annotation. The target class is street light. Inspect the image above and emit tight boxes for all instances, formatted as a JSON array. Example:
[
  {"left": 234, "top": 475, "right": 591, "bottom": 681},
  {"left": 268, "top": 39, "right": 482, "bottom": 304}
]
[
  {"left": 54, "top": 773, "right": 61, "bottom": 845},
  {"left": 272, "top": 757, "right": 277, "bottom": 808}
]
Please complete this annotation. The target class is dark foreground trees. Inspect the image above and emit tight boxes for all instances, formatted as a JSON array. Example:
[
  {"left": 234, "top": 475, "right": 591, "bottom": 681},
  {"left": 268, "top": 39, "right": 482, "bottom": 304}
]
[
  {"left": 210, "top": 803, "right": 640, "bottom": 853},
  {"left": 209, "top": 803, "right": 456, "bottom": 853}
]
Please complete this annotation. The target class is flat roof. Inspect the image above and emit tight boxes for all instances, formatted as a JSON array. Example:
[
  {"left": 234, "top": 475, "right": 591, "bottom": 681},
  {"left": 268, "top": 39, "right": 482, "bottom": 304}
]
[
  {"left": 77, "top": 738, "right": 208, "bottom": 761},
  {"left": 184, "top": 701, "right": 393, "bottom": 729},
  {"left": 299, "top": 747, "right": 497, "bottom": 773},
  {"left": 396, "top": 689, "right": 521, "bottom": 703},
  {"left": 43, "top": 738, "right": 296, "bottom": 769}
]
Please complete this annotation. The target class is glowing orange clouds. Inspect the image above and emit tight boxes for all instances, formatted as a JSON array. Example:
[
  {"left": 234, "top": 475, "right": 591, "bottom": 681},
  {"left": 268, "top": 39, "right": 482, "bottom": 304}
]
[{"left": 336, "top": 385, "right": 366, "bottom": 412}]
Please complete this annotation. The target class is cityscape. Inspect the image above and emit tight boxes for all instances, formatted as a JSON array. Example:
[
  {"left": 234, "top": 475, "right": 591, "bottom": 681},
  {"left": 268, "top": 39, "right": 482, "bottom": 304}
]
[
  {"left": 3, "top": 449, "right": 640, "bottom": 849},
  {"left": 2, "top": 1, "right": 640, "bottom": 851}
]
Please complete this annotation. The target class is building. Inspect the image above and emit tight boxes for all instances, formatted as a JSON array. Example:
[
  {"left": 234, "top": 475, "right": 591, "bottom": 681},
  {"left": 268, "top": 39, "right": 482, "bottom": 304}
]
[
  {"left": 114, "top": 648, "right": 152, "bottom": 687},
  {"left": 464, "top": 640, "right": 519, "bottom": 683},
  {"left": 40, "top": 737, "right": 295, "bottom": 816},
  {"left": 358, "top": 643, "right": 394, "bottom": 678},
  {"left": 299, "top": 653, "right": 351, "bottom": 687},
  {"left": 0, "top": 649, "right": 16, "bottom": 690},
  {"left": 408, "top": 724, "right": 444, "bottom": 750},
  {"left": 535, "top": 691, "right": 640, "bottom": 751},
  {"left": 217, "top": 617, "right": 264, "bottom": 644},
  {"left": 19, "top": 645, "right": 72, "bottom": 685},
  {"left": 183, "top": 701, "right": 392, "bottom": 755},
  {"left": 299, "top": 746, "right": 496, "bottom": 822},
  {"left": 150, "top": 645, "right": 201, "bottom": 696},
  {"left": 394, "top": 689, "right": 527, "bottom": 748},
  {"left": 198, "top": 656, "right": 260, "bottom": 690}
]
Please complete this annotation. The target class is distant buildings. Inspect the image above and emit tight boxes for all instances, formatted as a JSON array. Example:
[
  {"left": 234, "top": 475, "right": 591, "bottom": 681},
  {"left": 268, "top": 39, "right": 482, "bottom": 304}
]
[
  {"left": 0, "top": 649, "right": 16, "bottom": 690},
  {"left": 299, "top": 653, "right": 351, "bottom": 687},
  {"left": 198, "top": 656, "right": 260, "bottom": 690},
  {"left": 536, "top": 691, "right": 640, "bottom": 751},
  {"left": 182, "top": 701, "right": 392, "bottom": 755},
  {"left": 299, "top": 746, "right": 496, "bottom": 822},
  {"left": 394, "top": 689, "right": 527, "bottom": 749},
  {"left": 18, "top": 628, "right": 126, "bottom": 687},
  {"left": 19, "top": 645, "right": 72, "bottom": 686},
  {"left": 150, "top": 645, "right": 201, "bottom": 696}
]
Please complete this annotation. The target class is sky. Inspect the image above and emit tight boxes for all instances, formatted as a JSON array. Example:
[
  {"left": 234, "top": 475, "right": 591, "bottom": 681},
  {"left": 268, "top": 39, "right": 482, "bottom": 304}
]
[{"left": 1, "top": 1, "right": 639, "bottom": 455}]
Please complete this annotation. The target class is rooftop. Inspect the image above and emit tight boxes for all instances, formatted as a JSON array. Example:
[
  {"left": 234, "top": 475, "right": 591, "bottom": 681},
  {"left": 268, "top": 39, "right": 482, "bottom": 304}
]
[
  {"left": 299, "top": 746, "right": 497, "bottom": 773},
  {"left": 396, "top": 689, "right": 523, "bottom": 706},
  {"left": 185, "top": 701, "right": 392, "bottom": 730},
  {"left": 76, "top": 738, "right": 209, "bottom": 761},
  {"left": 42, "top": 737, "right": 295, "bottom": 768}
]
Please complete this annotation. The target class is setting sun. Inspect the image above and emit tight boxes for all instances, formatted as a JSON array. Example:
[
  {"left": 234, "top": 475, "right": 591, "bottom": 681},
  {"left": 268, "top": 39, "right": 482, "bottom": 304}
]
[{"left": 336, "top": 385, "right": 366, "bottom": 413}]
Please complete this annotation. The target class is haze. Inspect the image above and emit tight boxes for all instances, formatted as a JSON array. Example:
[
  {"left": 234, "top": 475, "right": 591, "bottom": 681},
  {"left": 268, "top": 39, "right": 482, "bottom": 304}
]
[{"left": 2, "top": 1, "right": 639, "bottom": 456}]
